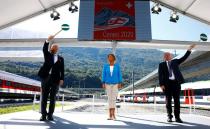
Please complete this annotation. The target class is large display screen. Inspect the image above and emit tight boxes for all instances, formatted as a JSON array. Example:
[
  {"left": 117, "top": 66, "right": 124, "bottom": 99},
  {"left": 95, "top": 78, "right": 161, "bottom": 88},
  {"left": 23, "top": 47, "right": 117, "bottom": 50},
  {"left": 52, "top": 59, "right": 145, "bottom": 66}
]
[
  {"left": 94, "top": 0, "right": 136, "bottom": 40},
  {"left": 78, "top": 0, "right": 151, "bottom": 41}
]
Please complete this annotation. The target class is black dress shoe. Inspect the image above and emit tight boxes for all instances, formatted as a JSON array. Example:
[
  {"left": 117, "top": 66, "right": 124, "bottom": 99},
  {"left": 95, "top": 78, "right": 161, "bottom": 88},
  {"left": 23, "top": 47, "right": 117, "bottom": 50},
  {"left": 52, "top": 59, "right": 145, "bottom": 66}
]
[
  {"left": 47, "top": 114, "right": 54, "bottom": 121},
  {"left": 175, "top": 118, "right": 183, "bottom": 123},
  {"left": 40, "top": 115, "right": 46, "bottom": 121},
  {"left": 167, "top": 118, "right": 173, "bottom": 122}
]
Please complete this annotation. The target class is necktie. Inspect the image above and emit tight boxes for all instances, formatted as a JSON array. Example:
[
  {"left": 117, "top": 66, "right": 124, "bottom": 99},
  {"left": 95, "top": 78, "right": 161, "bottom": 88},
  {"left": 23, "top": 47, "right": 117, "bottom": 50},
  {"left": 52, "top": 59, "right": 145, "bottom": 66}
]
[{"left": 168, "top": 61, "right": 172, "bottom": 77}]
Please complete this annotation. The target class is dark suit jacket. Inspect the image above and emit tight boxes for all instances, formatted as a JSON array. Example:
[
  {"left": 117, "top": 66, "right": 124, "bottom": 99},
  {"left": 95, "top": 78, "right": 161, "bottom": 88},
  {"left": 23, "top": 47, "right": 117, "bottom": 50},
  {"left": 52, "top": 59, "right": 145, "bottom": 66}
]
[
  {"left": 38, "top": 41, "right": 64, "bottom": 83},
  {"left": 158, "top": 51, "right": 191, "bottom": 86}
]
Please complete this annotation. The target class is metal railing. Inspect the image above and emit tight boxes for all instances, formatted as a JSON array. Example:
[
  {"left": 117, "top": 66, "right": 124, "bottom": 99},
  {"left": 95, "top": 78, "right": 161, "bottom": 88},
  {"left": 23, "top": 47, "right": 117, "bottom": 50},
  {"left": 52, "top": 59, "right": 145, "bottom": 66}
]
[{"left": 32, "top": 93, "right": 96, "bottom": 113}]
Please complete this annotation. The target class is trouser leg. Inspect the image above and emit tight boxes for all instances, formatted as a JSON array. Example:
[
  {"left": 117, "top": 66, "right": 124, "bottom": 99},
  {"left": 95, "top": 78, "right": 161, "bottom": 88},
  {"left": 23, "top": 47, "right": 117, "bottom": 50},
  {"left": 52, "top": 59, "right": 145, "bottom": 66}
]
[
  {"left": 106, "top": 85, "right": 113, "bottom": 108},
  {"left": 48, "top": 85, "right": 58, "bottom": 115},
  {"left": 106, "top": 85, "right": 113, "bottom": 118},
  {"left": 41, "top": 78, "right": 50, "bottom": 115},
  {"left": 111, "top": 84, "right": 118, "bottom": 109},
  {"left": 173, "top": 88, "right": 181, "bottom": 119},
  {"left": 106, "top": 84, "right": 118, "bottom": 111},
  {"left": 165, "top": 89, "right": 173, "bottom": 118}
]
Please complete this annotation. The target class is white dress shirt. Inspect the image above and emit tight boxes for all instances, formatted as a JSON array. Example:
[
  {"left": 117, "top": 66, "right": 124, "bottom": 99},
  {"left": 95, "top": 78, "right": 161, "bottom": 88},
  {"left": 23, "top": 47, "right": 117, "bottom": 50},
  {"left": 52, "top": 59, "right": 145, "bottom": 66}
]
[
  {"left": 110, "top": 66, "right": 114, "bottom": 76},
  {"left": 166, "top": 61, "right": 175, "bottom": 80},
  {"left": 49, "top": 54, "right": 58, "bottom": 74},
  {"left": 53, "top": 54, "right": 58, "bottom": 63},
  {"left": 46, "top": 40, "right": 58, "bottom": 74}
]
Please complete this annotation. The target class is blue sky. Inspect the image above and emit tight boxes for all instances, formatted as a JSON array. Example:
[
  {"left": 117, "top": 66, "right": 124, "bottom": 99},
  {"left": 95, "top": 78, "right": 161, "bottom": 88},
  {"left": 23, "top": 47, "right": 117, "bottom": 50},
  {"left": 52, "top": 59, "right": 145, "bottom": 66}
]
[
  {"left": 150, "top": 3, "right": 210, "bottom": 54},
  {"left": 151, "top": 4, "right": 210, "bottom": 42}
]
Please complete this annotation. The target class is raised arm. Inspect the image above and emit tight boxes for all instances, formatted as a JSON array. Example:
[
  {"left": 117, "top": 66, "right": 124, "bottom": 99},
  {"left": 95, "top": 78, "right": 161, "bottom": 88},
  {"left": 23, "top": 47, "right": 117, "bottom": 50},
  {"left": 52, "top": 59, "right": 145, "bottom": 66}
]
[
  {"left": 43, "top": 41, "right": 50, "bottom": 56},
  {"left": 177, "top": 44, "right": 196, "bottom": 64},
  {"left": 43, "top": 35, "right": 54, "bottom": 57}
]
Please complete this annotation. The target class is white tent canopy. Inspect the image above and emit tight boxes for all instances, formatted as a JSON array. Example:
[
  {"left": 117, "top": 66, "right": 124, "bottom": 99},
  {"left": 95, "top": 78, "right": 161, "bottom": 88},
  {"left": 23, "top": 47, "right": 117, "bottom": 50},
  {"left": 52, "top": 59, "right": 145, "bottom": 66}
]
[
  {"left": 0, "top": 0, "right": 72, "bottom": 30},
  {"left": 0, "top": 0, "right": 210, "bottom": 31},
  {"left": 152, "top": 0, "right": 210, "bottom": 25},
  {"left": 0, "top": 0, "right": 210, "bottom": 50}
]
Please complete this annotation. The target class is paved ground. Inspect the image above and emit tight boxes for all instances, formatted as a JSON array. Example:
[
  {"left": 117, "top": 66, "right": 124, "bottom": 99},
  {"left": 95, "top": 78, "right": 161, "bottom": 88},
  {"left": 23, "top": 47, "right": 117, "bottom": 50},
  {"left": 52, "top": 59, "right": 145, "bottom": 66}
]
[
  {"left": 0, "top": 100, "right": 210, "bottom": 129},
  {"left": 0, "top": 110, "right": 210, "bottom": 129},
  {"left": 69, "top": 99, "right": 210, "bottom": 117}
]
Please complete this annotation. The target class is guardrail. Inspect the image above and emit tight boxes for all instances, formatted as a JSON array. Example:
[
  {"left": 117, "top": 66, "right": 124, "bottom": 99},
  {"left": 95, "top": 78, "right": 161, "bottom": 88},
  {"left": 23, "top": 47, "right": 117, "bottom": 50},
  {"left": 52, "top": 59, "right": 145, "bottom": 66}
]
[{"left": 32, "top": 93, "right": 96, "bottom": 113}]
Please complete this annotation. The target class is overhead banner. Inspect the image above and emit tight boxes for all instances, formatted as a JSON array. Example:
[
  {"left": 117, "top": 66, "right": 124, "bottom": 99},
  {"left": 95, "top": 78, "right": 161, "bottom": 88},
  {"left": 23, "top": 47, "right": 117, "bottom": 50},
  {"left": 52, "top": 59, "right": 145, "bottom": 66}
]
[{"left": 94, "top": 0, "right": 136, "bottom": 40}]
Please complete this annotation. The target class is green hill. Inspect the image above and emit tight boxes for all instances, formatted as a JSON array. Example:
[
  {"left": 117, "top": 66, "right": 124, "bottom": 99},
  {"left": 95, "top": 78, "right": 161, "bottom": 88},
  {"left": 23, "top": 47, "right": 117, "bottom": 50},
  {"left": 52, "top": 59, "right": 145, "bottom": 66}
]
[{"left": 0, "top": 47, "right": 164, "bottom": 89}]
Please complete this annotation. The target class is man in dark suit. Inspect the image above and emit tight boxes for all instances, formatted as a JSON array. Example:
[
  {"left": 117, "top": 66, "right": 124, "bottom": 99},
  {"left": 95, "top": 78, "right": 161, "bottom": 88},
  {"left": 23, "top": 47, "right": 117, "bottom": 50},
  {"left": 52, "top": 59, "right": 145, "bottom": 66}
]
[
  {"left": 38, "top": 35, "right": 64, "bottom": 121},
  {"left": 158, "top": 44, "right": 196, "bottom": 123}
]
